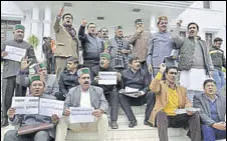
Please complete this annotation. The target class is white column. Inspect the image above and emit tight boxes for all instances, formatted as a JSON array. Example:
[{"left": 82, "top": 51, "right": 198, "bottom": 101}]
[
  {"left": 43, "top": 7, "right": 51, "bottom": 37},
  {"left": 150, "top": 15, "right": 158, "bottom": 34},
  {"left": 31, "top": 7, "right": 44, "bottom": 61}
]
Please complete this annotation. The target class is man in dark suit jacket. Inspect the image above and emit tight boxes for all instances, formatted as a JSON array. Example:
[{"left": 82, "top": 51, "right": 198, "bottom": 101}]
[
  {"left": 194, "top": 79, "right": 226, "bottom": 141},
  {"left": 1, "top": 24, "right": 37, "bottom": 127}
]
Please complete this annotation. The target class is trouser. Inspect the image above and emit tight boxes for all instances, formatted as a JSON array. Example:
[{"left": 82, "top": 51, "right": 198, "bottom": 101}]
[
  {"left": 213, "top": 69, "right": 226, "bottom": 94},
  {"left": 55, "top": 56, "right": 68, "bottom": 80},
  {"left": 141, "top": 61, "right": 151, "bottom": 85},
  {"left": 144, "top": 92, "right": 156, "bottom": 122},
  {"left": 187, "top": 90, "right": 203, "bottom": 105},
  {"left": 156, "top": 111, "right": 201, "bottom": 141},
  {"left": 46, "top": 56, "right": 54, "bottom": 74},
  {"left": 4, "top": 130, "right": 50, "bottom": 141},
  {"left": 105, "top": 89, "right": 119, "bottom": 121},
  {"left": 119, "top": 93, "right": 147, "bottom": 121},
  {"left": 202, "top": 124, "right": 226, "bottom": 141},
  {"left": 55, "top": 115, "right": 108, "bottom": 141},
  {"left": 2, "top": 76, "right": 21, "bottom": 122}
]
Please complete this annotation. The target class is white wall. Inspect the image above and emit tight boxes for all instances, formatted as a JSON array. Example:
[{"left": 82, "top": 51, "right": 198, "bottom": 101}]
[
  {"left": 1, "top": 1, "right": 24, "bottom": 20},
  {"left": 170, "top": 1, "right": 226, "bottom": 55}
]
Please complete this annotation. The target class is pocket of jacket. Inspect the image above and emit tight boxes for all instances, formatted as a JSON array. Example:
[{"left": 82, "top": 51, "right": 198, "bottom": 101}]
[{"left": 57, "top": 43, "right": 65, "bottom": 46}]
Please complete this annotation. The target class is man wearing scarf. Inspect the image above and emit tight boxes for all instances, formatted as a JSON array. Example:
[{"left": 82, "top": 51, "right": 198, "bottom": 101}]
[{"left": 54, "top": 7, "right": 81, "bottom": 79}]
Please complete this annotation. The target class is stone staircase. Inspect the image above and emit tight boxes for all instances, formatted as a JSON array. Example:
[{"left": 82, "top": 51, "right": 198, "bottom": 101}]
[{"left": 2, "top": 105, "right": 226, "bottom": 141}]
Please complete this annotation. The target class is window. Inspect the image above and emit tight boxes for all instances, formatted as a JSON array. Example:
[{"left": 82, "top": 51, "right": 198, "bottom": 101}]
[
  {"left": 1, "top": 20, "right": 21, "bottom": 44},
  {"left": 205, "top": 33, "right": 213, "bottom": 47},
  {"left": 203, "top": 1, "right": 211, "bottom": 9}
]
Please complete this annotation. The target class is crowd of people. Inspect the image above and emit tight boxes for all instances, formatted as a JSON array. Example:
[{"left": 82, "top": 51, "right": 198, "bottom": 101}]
[{"left": 1, "top": 6, "right": 226, "bottom": 141}]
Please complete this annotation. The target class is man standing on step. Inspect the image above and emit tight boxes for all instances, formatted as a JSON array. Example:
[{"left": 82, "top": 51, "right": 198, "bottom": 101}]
[
  {"left": 1, "top": 24, "right": 37, "bottom": 127},
  {"left": 54, "top": 7, "right": 80, "bottom": 79},
  {"left": 148, "top": 63, "right": 201, "bottom": 141}
]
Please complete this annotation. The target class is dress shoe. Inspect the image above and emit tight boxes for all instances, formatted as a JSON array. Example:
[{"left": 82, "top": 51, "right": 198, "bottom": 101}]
[
  {"left": 144, "top": 120, "right": 153, "bottom": 127},
  {"left": 128, "top": 120, "right": 137, "bottom": 128},
  {"left": 111, "top": 121, "right": 119, "bottom": 129}
]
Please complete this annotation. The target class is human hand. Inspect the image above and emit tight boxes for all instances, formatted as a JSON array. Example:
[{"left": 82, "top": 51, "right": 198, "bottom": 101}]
[
  {"left": 21, "top": 56, "right": 31, "bottom": 70},
  {"left": 81, "top": 19, "right": 87, "bottom": 27},
  {"left": 159, "top": 63, "right": 166, "bottom": 74},
  {"left": 148, "top": 64, "right": 153, "bottom": 73},
  {"left": 212, "top": 122, "right": 226, "bottom": 130},
  {"left": 1, "top": 51, "right": 8, "bottom": 57},
  {"left": 58, "top": 7, "right": 64, "bottom": 17},
  {"left": 64, "top": 109, "right": 70, "bottom": 116},
  {"left": 186, "top": 110, "right": 194, "bottom": 116},
  {"left": 7, "top": 108, "right": 16, "bottom": 119},
  {"left": 117, "top": 72, "right": 122, "bottom": 81},
  {"left": 51, "top": 114, "right": 60, "bottom": 124},
  {"left": 92, "top": 109, "right": 103, "bottom": 117},
  {"left": 121, "top": 49, "right": 131, "bottom": 54},
  {"left": 94, "top": 76, "right": 100, "bottom": 82}
]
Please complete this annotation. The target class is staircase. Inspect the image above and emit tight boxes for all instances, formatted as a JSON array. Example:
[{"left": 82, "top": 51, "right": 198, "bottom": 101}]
[{"left": 106, "top": 105, "right": 190, "bottom": 141}]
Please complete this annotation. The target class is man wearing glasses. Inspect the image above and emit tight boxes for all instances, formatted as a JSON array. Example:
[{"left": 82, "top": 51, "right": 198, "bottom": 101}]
[{"left": 54, "top": 7, "right": 80, "bottom": 79}]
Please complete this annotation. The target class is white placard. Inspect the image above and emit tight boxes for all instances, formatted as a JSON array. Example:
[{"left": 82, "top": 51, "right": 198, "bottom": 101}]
[
  {"left": 69, "top": 107, "right": 95, "bottom": 123},
  {"left": 3, "top": 45, "right": 26, "bottom": 62},
  {"left": 174, "top": 108, "right": 200, "bottom": 114},
  {"left": 125, "top": 87, "right": 139, "bottom": 93},
  {"left": 11, "top": 97, "right": 39, "bottom": 115},
  {"left": 39, "top": 98, "right": 64, "bottom": 117},
  {"left": 98, "top": 72, "right": 117, "bottom": 85}
]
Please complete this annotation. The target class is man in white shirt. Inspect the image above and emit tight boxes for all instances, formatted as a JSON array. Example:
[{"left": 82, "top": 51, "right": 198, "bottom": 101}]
[{"left": 55, "top": 68, "right": 109, "bottom": 141}]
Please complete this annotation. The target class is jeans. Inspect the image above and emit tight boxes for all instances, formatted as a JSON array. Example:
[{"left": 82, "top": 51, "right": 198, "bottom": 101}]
[
  {"left": 213, "top": 69, "right": 226, "bottom": 94},
  {"left": 202, "top": 124, "right": 226, "bottom": 141}
]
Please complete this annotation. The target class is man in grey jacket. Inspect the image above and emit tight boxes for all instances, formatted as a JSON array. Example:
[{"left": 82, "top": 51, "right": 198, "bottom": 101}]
[
  {"left": 4, "top": 75, "right": 59, "bottom": 141},
  {"left": 1, "top": 24, "right": 37, "bottom": 127},
  {"left": 108, "top": 26, "right": 131, "bottom": 71},
  {"left": 172, "top": 22, "right": 214, "bottom": 103},
  {"left": 55, "top": 67, "right": 108, "bottom": 141},
  {"left": 193, "top": 79, "right": 226, "bottom": 141}
]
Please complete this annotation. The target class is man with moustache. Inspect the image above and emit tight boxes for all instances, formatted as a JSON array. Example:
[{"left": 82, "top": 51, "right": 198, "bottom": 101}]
[
  {"left": 91, "top": 52, "right": 121, "bottom": 129},
  {"left": 1, "top": 24, "right": 37, "bottom": 127},
  {"left": 57, "top": 57, "right": 80, "bottom": 100},
  {"left": 149, "top": 63, "right": 201, "bottom": 141},
  {"left": 194, "top": 79, "right": 226, "bottom": 141},
  {"left": 172, "top": 22, "right": 214, "bottom": 103},
  {"left": 99, "top": 27, "right": 109, "bottom": 49},
  {"left": 55, "top": 67, "right": 108, "bottom": 141},
  {"left": 4, "top": 75, "right": 59, "bottom": 141},
  {"left": 119, "top": 56, "right": 149, "bottom": 128},
  {"left": 78, "top": 20, "right": 104, "bottom": 68},
  {"left": 54, "top": 7, "right": 80, "bottom": 79},
  {"left": 108, "top": 26, "right": 131, "bottom": 71}
]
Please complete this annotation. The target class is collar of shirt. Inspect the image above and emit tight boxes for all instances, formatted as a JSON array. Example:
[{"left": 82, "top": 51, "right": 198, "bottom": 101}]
[
  {"left": 130, "top": 68, "right": 138, "bottom": 74},
  {"left": 205, "top": 94, "right": 218, "bottom": 103}
]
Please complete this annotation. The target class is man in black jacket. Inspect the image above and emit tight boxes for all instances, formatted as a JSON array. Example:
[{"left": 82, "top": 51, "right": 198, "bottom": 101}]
[
  {"left": 56, "top": 57, "right": 80, "bottom": 100},
  {"left": 91, "top": 52, "right": 121, "bottom": 129}
]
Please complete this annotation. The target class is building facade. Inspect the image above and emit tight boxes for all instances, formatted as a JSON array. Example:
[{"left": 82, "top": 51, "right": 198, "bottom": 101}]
[{"left": 1, "top": 1, "right": 226, "bottom": 60}]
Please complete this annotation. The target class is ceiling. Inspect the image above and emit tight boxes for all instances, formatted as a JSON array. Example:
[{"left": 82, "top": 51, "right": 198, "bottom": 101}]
[{"left": 13, "top": 1, "right": 194, "bottom": 36}]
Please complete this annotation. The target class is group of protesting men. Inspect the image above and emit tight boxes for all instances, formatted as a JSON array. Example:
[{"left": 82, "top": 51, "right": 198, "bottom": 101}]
[{"left": 1, "top": 6, "right": 226, "bottom": 141}]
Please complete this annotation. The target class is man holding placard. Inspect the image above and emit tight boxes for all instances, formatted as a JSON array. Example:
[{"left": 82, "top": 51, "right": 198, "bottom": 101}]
[
  {"left": 56, "top": 67, "right": 108, "bottom": 141},
  {"left": 91, "top": 52, "right": 121, "bottom": 129},
  {"left": 119, "top": 56, "right": 150, "bottom": 128},
  {"left": 4, "top": 75, "right": 59, "bottom": 141},
  {"left": 1, "top": 24, "right": 37, "bottom": 127}
]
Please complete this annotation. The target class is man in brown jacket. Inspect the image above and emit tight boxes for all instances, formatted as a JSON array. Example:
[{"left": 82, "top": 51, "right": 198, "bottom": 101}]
[
  {"left": 148, "top": 63, "right": 201, "bottom": 141},
  {"left": 54, "top": 7, "right": 80, "bottom": 79}
]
